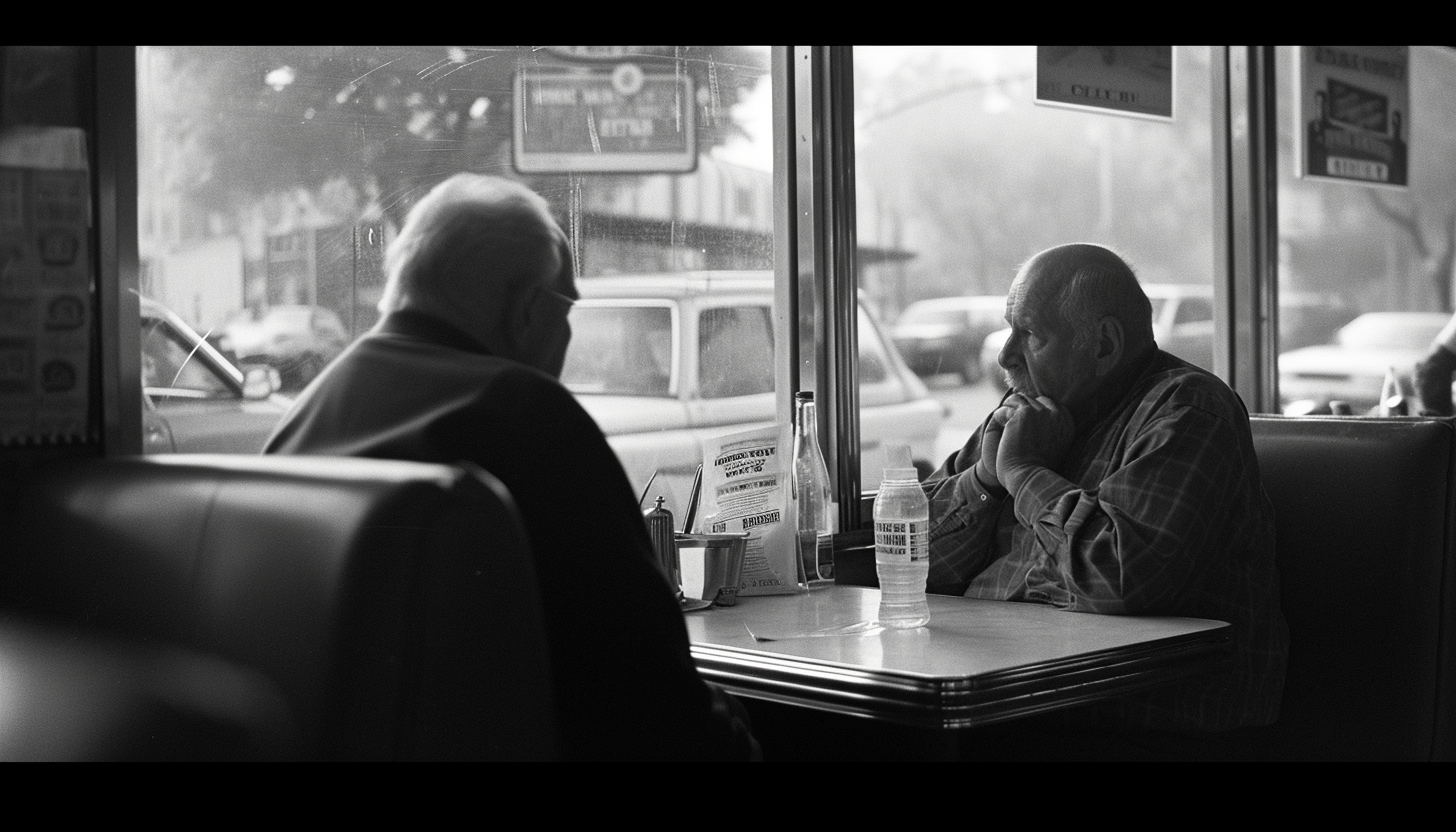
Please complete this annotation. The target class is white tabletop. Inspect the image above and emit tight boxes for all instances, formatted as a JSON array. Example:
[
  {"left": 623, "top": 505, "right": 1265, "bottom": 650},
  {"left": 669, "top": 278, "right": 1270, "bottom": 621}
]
[{"left": 685, "top": 585, "right": 1232, "bottom": 729}]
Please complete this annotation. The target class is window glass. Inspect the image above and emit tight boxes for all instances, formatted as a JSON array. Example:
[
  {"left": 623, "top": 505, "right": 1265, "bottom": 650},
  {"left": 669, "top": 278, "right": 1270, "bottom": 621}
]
[
  {"left": 1174, "top": 297, "right": 1213, "bottom": 327},
  {"left": 1275, "top": 46, "right": 1456, "bottom": 416},
  {"left": 699, "top": 305, "right": 773, "bottom": 398},
  {"left": 138, "top": 45, "right": 775, "bottom": 513},
  {"left": 561, "top": 305, "right": 675, "bottom": 397},
  {"left": 854, "top": 46, "right": 1216, "bottom": 477}
]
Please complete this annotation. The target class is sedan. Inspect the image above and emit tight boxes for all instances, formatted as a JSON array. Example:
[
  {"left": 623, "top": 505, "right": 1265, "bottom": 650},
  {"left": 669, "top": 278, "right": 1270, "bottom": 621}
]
[
  {"left": 1278, "top": 311, "right": 1450, "bottom": 414},
  {"left": 141, "top": 297, "right": 293, "bottom": 453},
  {"left": 891, "top": 295, "right": 1007, "bottom": 383},
  {"left": 222, "top": 304, "right": 351, "bottom": 392},
  {"left": 560, "top": 271, "right": 947, "bottom": 516}
]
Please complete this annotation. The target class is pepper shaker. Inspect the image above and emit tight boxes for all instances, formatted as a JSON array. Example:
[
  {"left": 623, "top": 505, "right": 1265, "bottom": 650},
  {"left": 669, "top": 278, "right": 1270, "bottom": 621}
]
[{"left": 645, "top": 496, "right": 681, "bottom": 594}]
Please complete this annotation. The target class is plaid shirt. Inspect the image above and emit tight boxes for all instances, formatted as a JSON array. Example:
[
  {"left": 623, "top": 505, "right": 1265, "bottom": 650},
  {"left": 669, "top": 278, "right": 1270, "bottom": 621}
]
[{"left": 923, "top": 350, "right": 1288, "bottom": 732}]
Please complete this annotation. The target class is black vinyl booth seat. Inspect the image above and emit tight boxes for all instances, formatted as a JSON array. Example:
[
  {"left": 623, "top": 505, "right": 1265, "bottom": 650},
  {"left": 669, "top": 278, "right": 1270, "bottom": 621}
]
[
  {"left": 0, "top": 454, "right": 559, "bottom": 761},
  {"left": 1246, "top": 416, "right": 1456, "bottom": 761}
]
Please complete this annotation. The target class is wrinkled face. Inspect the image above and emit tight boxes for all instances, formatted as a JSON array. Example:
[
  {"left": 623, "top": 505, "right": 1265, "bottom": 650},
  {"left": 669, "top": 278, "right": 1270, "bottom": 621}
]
[{"left": 997, "top": 267, "right": 1099, "bottom": 406}]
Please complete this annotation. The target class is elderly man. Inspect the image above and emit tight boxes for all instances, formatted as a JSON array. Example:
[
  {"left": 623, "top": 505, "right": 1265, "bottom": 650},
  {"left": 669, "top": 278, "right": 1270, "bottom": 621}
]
[
  {"left": 264, "top": 174, "right": 759, "bottom": 761},
  {"left": 926, "top": 243, "right": 1288, "bottom": 753}
]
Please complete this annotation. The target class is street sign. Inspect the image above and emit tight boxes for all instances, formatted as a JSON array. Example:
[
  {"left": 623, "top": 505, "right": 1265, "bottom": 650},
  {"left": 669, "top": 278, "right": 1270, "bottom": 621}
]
[{"left": 513, "top": 65, "right": 697, "bottom": 174}]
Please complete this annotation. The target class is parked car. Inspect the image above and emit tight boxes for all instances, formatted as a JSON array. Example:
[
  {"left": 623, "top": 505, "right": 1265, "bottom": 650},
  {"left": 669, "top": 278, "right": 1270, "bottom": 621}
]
[
  {"left": 560, "top": 271, "right": 947, "bottom": 516},
  {"left": 1278, "top": 311, "right": 1451, "bottom": 414},
  {"left": 981, "top": 283, "right": 1216, "bottom": 391},
  {"left": 141, "top": 297, "right": 292, "bottom": 453},
  {"left": 222, "top": 304, "right": 351, "bottom": 392},
  {"left": 891, "top": 295, "right": 1008, "bottom": 383}
]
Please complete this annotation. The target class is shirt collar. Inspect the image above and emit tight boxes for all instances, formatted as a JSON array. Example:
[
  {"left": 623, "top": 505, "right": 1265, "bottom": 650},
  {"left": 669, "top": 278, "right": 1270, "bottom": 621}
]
[
  {"left": 1068, "top": 346, "right": 1162, "bottom": 430},
  {"left": 376, "top": 308, "right": 494, "bottom": 356}
]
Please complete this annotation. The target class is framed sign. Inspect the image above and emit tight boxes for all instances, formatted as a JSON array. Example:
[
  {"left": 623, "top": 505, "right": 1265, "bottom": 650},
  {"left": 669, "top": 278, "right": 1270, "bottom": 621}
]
[
  {"left": 513, "top": 63, "right": 697, "bottom": 174},
  {"left": 1035, "top": 46, "right": 1174, "bottom": 121},
  {"left": 1297, "top": 46, "right": 1409, "bottom": 187}
]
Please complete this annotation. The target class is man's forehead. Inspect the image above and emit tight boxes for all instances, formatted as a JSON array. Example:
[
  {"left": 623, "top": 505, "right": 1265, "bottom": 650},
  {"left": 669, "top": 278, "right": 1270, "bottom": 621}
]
[{"left": 1003, "top": 273, "right": 1043, "bottom": 319}]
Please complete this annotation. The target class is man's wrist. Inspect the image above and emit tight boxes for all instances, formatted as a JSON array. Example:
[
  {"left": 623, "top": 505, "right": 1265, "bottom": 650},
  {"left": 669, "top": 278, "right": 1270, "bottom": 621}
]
[
  {"left": 972, "top": 463, "right": 1008, "bottom": 500},
  {"left": 998, "top": 463, "right": 1040, "bottom": 497}
]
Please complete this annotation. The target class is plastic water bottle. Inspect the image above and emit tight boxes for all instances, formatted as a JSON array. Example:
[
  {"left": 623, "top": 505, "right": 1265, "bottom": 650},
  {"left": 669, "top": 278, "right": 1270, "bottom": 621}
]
[{"left": 873, "top": 465, "right": 930, "bottom": 628}]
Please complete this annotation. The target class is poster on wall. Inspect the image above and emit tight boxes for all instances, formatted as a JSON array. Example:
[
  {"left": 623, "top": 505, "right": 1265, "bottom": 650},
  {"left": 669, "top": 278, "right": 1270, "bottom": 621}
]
[
  {"left": 1035, "top": 46, "right": 1174, "bottom": 121},
  {"left": 1297, "top": 46, "right": 1410, "bottom": 187},
  {"left": 0, "top": 126, "right": 91, "bottom": 445}
]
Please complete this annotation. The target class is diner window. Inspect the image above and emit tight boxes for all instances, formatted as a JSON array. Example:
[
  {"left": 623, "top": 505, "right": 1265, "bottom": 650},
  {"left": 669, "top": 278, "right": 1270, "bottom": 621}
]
[
  {"left": 851, "top": 46, "right": 1216, "bottom": 480},
  {"left": 137, "top": 45, "right": 776, "bottom": 515},
  {"left": 1274, "top": 46, "right": 1456, "bottom": 417}
]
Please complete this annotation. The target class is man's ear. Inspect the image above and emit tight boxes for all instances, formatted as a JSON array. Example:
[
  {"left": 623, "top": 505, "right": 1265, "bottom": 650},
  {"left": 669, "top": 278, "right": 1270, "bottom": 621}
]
[
  {"left": 504, "top": 283, "right": 542, "bottom": 354},
  {"left": 1094, "top": 315, "right": 1124, "bottom": 376}
]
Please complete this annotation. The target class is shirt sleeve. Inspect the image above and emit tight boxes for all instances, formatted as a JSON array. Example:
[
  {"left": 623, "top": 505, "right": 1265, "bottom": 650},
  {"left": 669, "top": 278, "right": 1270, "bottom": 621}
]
[
  {"left": 922, "top": 413, "right": 1013, "bottom": 596},
  {"left": 1009, "top": 402, "right": 1248, "bottom": 614}
]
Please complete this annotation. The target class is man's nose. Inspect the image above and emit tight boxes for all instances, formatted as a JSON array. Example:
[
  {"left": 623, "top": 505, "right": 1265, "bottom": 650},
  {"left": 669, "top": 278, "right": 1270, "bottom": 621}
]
[{"left": 998, "top": 334, "right": 1020, "bottom": 370}]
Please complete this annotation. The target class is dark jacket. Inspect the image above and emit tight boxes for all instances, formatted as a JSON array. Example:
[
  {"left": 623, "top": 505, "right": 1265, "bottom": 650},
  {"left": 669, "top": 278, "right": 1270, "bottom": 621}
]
[{"left": 265, "top": 309, "right": 759, "bottom": 760}]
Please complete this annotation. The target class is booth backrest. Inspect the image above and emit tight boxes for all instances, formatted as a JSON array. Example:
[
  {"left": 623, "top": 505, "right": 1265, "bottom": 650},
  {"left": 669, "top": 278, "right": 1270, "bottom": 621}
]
[
  {"left": 0, "top": 618, "right": 294, "bottom": 761},
  {"left": 0, "top": 454, "right": 559, "bottom": 761},
  {"left": 1247, "top": 416, "right": 1456, "bottom": 761}
]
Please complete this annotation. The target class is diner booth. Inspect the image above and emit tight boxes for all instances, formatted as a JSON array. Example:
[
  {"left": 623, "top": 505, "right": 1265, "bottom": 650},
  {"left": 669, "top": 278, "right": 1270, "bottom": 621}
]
[{"left": 1, "top": 46, "right": 1454, "bottom": 760}]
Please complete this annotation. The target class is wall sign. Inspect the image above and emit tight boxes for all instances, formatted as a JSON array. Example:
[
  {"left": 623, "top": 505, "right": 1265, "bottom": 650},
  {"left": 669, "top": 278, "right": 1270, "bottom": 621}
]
[
  {"left": 513, "top": 64, "right": 697, "bottom": 174},
  {"left": 1035, "top": 46, "right": 1174, "bottom": 121},
  {"left": 0, "top": 126, "right": 91, "bottom": 445},
  {"left": 1297, "top": 46, "right": 1410, "bottom": 187}
]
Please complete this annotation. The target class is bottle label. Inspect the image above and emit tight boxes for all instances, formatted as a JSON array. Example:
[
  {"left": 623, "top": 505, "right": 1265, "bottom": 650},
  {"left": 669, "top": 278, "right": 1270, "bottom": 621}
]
[{"left": 874, "top": 519, "right": 929, "bottom": 562}]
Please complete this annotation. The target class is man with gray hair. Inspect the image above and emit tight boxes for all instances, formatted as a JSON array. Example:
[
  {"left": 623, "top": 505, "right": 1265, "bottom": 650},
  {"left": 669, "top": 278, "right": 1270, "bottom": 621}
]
[
  {"left": 265, "top": 174, "right": 759, "bottom": 760},
  {"left": 926, "top": 242, "right": 1288, "bottom": 757}
]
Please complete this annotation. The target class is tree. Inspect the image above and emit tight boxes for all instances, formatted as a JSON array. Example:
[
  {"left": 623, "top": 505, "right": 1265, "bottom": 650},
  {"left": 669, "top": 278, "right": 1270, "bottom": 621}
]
[
  {"left": 854, "top": 46, "right": 1216, "bottom": 310},
  {"left": 144, "top": 46, "right": 770, "bottom": 234}
]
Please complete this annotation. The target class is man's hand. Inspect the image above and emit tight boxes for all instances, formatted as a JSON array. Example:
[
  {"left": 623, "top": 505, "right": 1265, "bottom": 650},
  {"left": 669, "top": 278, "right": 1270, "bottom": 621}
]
[
  {"left": 1415, "top": 344, "right": 1456, "bottom": 416},
  {"left": 972, "top": 399, "right": 1020, "bottom": 493},
  {"left": 995, "top": 394, "right": 1075, "bottom": 494}
]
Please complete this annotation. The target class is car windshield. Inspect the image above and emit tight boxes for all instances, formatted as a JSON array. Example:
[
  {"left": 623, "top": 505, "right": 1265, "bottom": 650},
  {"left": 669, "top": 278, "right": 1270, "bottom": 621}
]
[
  {"left": 561, "top": 305, "right": 673, "bottom": 396},
  {"left": 1336, "top": 315, "right": 1446, "bottom": 350}
]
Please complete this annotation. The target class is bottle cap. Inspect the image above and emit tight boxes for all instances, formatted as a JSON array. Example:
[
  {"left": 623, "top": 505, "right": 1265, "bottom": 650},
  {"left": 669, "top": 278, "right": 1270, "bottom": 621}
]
[
  {"left": 795, "top": 391, "right": 813, "bottom": 402},
  {"left": 884, "top": 443, "right": 912, "bottom": 470},
  {"left": 882, "top": 467, "right": 919, "bottom": 482}
]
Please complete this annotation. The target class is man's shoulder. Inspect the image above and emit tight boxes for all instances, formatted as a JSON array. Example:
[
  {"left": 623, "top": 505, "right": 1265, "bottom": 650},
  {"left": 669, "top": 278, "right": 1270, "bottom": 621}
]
[
  {"left": 363, "top": 331, "right": 575, "bottom": 400},
  {"left": 1136, "top": 350, "right": 1249, "bottom": 420}
]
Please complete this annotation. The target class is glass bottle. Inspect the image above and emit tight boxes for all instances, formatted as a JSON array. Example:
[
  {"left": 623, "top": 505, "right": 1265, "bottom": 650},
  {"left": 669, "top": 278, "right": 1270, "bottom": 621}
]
[{"left": 792, "top": 392, "right": 835, "bottom": 583}]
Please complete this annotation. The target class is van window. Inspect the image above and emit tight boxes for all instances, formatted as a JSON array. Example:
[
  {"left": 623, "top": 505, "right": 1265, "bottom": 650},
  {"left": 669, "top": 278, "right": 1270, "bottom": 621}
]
[{"left": 700, "top": 306, "right": 773, "bottom": 399}]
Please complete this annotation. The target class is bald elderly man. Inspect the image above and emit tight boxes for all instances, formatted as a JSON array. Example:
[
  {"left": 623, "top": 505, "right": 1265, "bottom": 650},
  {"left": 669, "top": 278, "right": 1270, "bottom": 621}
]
[
  {"left": 925, "top": 243, "right": 1288, "bottom": 748},
  {"left": 264, "top": 174, "right": 759, "bottom": 761}
]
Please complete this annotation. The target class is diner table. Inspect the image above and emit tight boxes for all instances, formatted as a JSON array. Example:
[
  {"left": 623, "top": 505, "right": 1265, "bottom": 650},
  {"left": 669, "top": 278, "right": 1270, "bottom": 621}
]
[{"left": 685, "top": 585, "right": 1232, "bottom": 750}]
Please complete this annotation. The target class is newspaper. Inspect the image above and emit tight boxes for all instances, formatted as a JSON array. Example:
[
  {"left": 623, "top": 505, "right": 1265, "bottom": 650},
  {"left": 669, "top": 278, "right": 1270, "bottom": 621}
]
[{"left": 698, "top": 424, "right": 797, "bottom": 596}]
